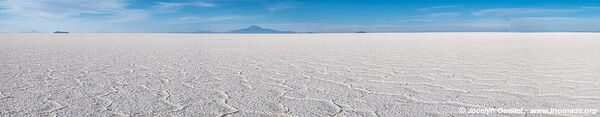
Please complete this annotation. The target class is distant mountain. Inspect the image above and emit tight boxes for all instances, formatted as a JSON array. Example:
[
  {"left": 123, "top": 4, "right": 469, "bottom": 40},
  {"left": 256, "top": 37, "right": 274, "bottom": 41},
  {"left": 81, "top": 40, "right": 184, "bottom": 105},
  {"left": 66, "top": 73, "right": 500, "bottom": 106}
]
[
  {"left": 53, "top": 31, "right": 69, "bottom": 34},
  {"left": 228, "top": 25, "right": 294, "bottom": 34}
]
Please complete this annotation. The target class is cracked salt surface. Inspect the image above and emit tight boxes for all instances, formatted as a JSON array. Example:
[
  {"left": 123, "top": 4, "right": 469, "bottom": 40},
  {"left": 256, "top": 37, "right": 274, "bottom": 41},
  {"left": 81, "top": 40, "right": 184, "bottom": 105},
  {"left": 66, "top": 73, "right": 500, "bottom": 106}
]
[{"left": 1, "top": 33, "right": 600, "bottom": 116}]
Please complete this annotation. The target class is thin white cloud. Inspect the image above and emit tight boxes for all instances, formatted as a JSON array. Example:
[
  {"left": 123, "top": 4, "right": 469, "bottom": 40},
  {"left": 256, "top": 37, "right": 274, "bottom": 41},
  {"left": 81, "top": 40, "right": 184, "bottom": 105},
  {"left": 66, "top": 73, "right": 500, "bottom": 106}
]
[
  {"left": 426, "top": 12, "right": 461, "bottom": 18},
  {"left": 581, "top": 6, "right": 600, "bottom": 9},
  {"left": 155, "top": 2, "right": 188, "bottom": 11},
  {"left": 469, "top": 7, "right": 600, "bottom": 31},
  {"left": 154, "top": 1, "right": 215, "bottom": 13},
  {"left": 263, "top": 1, "right": 299, "bottom": 13},
  {"left": 473, "top": 8, "right": 581, "bottom": 17},
  {"left": 417, "top": 5, "right": 461, "bottom": 11},
  {"left": 0, "top": 0, "right": 151, "bottom": 32},
  {"left": 509, "top": 17, "right": 600, "bottom": 24},
  {"left": 107, "top": 10, "right": 150, "bottom": 23},
  {"left": 194, "top": 2, "right": 216, "bottom": 7},
  {"left": 393, "top": 12, "right": 462, "bottom": 23},
  {"left": 0, "top": 0, "right": 147, "bottom": 21},
  {"left": 507, "top": 17, "right": 600, "bottom": 31},
  {"left": 168, "top": 15, "right": 238, "bottom": 24}
]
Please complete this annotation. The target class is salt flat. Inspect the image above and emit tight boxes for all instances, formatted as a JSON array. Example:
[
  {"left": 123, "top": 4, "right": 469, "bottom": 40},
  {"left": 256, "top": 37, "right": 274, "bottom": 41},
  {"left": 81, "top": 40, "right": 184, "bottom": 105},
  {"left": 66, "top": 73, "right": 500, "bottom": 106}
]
[{"left": 1, "top": 33, "right": 599, "bottom": 117}]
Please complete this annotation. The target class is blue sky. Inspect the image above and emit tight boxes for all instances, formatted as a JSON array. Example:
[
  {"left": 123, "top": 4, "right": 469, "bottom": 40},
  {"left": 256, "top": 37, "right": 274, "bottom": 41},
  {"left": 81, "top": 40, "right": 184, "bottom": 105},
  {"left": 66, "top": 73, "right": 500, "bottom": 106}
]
[{"left": 1, "top": 0, "right": 600, "bottom": 33}]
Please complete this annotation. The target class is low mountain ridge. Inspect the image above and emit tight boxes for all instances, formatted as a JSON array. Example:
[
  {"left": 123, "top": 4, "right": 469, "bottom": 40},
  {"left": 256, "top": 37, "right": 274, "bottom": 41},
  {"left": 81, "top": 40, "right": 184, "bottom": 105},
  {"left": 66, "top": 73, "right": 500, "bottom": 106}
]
[{"left": 228, "top": 25, "right": 294, "bottom": 34}]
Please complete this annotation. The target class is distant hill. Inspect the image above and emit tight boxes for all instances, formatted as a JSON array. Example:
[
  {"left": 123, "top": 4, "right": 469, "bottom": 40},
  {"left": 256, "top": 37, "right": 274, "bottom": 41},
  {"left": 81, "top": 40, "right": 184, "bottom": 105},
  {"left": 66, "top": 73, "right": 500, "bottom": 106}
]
[
  {"left": 53, "top": 31, "right": 69, "bottom": 34},
  {"left": 228, "top": 25, "right": 294, "bottom": 34}
]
